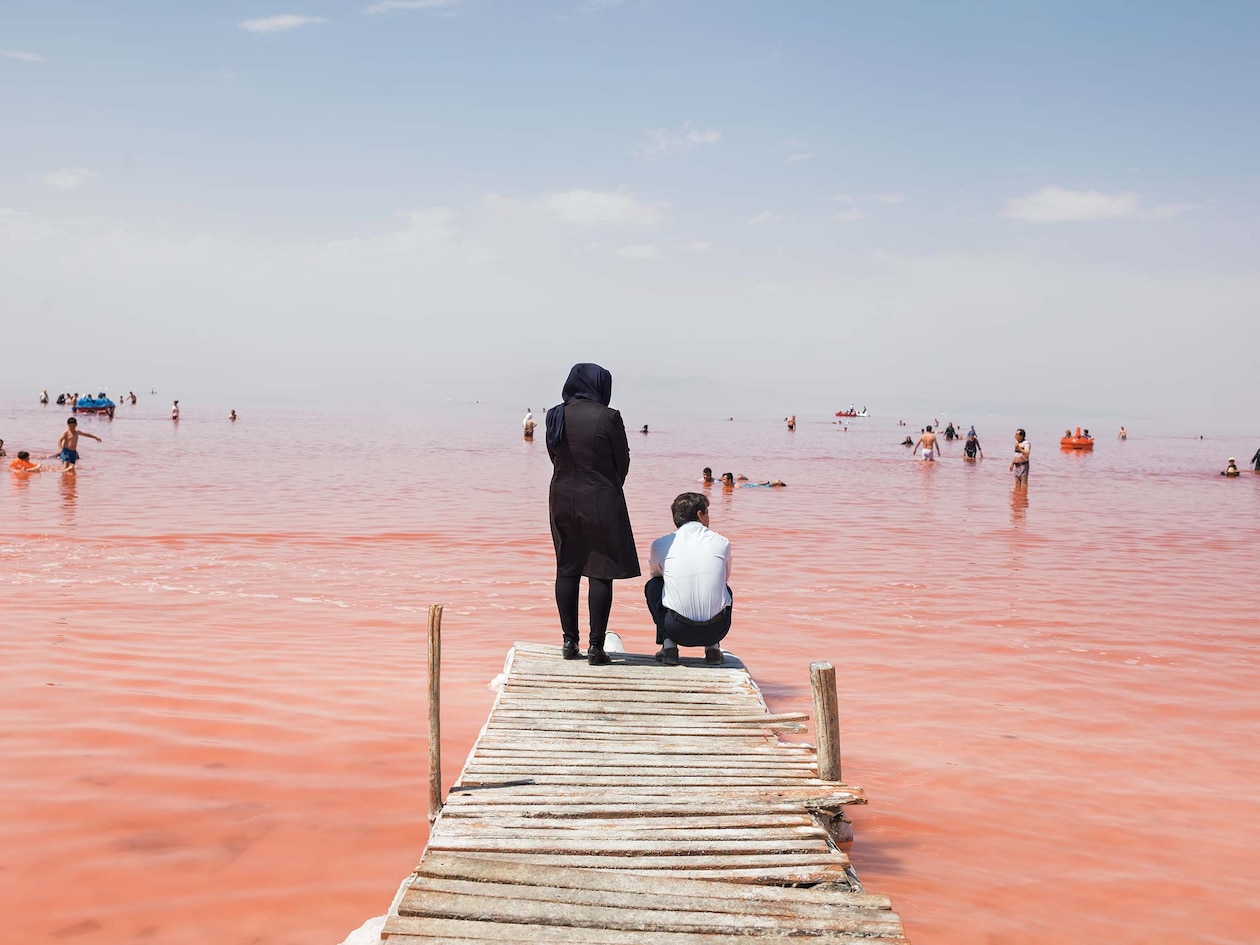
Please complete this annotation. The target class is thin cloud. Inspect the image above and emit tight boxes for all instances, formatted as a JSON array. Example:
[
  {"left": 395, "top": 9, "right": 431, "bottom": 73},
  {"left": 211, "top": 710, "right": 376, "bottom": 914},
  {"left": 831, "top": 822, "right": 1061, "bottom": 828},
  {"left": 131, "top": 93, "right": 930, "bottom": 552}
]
[
  {"left": 615, "top": 244, "right": 660, "bottom": 260},
  {"left": 749, "top": 210, "right": 784, "bottom": 225},
  {"left": 546, "top": 190, "right": 663, "bottom": 225},
  {"left": 238, "top": 15, "right": 329, "bottom": 33},
  {"left": 832, "top": 194, "right": 854, "bottom": 204},
  {"left": 681, "top": 240, "right": 710, "bottom": 252},
  {"left": 578, "top": 0, "right": 624, "bottom": 12},
  {"left": 832, "top": 208, "right": 865, "bottom": 223},
  {"left": 785, "top": 153, "right": 815, "bottom": 164},
  {"left": 1146, "top": 202, "right": 1201, "bottom": 221},
  {"left": 364, "top": 0, "right": 462, "bottom": 14},
  {"left": 636, "top": 123, "right": 721, "bottom": 159},
  {"left": 1, "top": 49, "right": 45, "bottom": 63},
  {"left": 42, "top": 168, "right": 98, "bottom": 191},
  {"left": 1003, "top": 186, "right": 1140, "bottom": 223},
  {"left": 871, "top": 193, "right": 904, "bottom": 204}
]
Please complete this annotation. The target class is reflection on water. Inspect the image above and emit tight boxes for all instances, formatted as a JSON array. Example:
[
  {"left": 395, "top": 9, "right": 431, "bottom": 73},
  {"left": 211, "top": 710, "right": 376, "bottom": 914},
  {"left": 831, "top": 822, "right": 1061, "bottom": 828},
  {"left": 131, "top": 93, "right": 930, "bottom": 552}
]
[
  {"left": 1, "top": 401, "right": 1259, "bottom": 945},
  {"left": 1010, "top": 483, "right": 1028, "bottom": 523}
]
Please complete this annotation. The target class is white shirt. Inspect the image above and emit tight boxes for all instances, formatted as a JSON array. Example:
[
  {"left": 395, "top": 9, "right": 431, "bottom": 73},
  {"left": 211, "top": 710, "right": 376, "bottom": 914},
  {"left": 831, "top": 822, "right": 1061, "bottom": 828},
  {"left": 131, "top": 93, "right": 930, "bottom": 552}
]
[{"left": 649, "top": 521, "right": 732, "bottom": 622}]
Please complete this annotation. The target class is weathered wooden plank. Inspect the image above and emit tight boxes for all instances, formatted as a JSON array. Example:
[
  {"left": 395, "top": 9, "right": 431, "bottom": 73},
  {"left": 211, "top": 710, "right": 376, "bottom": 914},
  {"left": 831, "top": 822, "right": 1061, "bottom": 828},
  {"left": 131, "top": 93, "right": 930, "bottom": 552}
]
[
  {"left": 461, "top": 765, "right": 818, "bottom": 779},
  {"left": 434, "top": 826, "right": 830, "bottom": 843},
  {"left": 436, "top": 802, "right": 837, "bottom": 818},
  {"left": 383, "top": 918, "right": 905, "bottom": 944},
  {"left": 415, "top": 854, "right": 893, "bottom": 908},
  {"left": 393, "top": 887, "right": 905, "bottom": 935},
  {"left": 425, "top": 851, "right": 855, "bottom": 884},
  {"left": 443, "top": 784, "right": 866, "bottom": 803},
  {"left": 431, "top": 814, "right": 815, "bottom": 831},
  {"left": 426, "top": 836, "right": 834, "bottom": 855},
  {"left": 500, "top": 688, "right": 760, "bottom": 703}
]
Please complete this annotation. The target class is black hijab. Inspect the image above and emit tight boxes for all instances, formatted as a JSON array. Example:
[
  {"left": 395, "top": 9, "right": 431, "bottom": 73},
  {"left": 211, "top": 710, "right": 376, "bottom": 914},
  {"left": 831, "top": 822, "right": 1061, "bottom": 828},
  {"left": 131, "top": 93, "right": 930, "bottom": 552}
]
[{"left": 546, "top": 362, "right": 613, "bottom": 450}]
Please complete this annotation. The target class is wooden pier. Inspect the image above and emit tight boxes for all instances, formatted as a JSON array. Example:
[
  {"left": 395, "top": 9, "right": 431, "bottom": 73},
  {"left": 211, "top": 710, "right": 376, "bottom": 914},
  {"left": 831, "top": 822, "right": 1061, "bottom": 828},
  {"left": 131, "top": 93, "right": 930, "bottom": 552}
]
[{"left": 381, "top": 641, "right": 908, "bottom": 943}]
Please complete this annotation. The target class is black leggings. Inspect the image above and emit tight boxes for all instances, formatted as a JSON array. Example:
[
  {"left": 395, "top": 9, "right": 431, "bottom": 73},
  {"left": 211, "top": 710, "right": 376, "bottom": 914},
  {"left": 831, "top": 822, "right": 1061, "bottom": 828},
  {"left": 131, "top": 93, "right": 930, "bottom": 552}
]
[{"left": 555, "top": 575, "right": 613, "bottom": 649}]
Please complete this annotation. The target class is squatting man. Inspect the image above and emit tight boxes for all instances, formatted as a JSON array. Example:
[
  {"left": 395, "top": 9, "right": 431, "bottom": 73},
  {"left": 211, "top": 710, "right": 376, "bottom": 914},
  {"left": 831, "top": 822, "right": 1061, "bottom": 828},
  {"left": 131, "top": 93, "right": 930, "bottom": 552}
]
[{"left": 645, "top": 492, "right": 733, "bottom": 667}]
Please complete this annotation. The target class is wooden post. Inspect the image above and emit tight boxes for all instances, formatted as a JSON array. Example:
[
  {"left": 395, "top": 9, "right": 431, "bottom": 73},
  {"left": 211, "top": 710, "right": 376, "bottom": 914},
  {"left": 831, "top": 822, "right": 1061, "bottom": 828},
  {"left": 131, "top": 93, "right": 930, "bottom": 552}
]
[
  {"left": 427, "top": 604, "right": 444, "bottom": 824},
  {"left": 809, "top": 661, "right": 841, "bottom": 781}
]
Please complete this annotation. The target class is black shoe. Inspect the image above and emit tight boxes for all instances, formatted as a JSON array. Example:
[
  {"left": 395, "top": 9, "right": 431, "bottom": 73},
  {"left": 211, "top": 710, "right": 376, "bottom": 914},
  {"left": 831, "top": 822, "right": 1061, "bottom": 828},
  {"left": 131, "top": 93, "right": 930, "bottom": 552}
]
[
  {"left": 587, "top": 645, "right": 611, "bottom": 666},
  {"left": 656, "top": 646, "right": 679, "bottom": 666},
  {"left": 705, "top": 647, "right": 725, "bottom": 665},
  {"left": 562, "top": 640, "right": 582, "bottom": 660}
]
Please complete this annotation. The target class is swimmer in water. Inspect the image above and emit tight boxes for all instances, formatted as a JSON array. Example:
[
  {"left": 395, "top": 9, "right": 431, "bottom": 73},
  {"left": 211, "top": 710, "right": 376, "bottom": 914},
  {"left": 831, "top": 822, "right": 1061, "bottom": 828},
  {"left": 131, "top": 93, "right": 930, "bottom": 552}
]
[
  {"left": 786, "top": 415, "right": 796, "bottom": 431},
  {"left": 640, "top": 424, "right": 649, "bottom": 434},
  {"left": 700, "top": 467, "right": 714, "bottom": 485},
  {"left": 229, "top": 409, "right": 238, "bottom": 422},
  {"left": 1222, "top": 458, "right": 1240, "bottom": 477},
  {"left": 720, "top": 472, "right": 736, "bottom": 489}
]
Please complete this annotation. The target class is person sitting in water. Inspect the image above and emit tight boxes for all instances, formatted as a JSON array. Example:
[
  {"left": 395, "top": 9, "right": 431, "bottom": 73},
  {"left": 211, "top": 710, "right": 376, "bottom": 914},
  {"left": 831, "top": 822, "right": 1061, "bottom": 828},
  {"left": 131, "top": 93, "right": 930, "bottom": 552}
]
[
  {"left": 902, "top": 436, "right": 914, "bottom": 446},
  {"left": 1222, "top": 458, "right": 1240, "bottom": 477},
  {"left": 640, "top": 424, "right": 649, "bottom": 434},
  {"left": 700, "top": 467, "right": 714, "bottom": 485},
  {"left": 720, "top": 472, "right": 736, "bottom": 489},
  {"left": 645, "top": 492, "right": 732, "bottom": 667},
  {"left": 229, "top": 409, "right": 238, "bottom": 422},
  {"left": 9, "top": 451, "right": 41, "bottom": 472},
  {"left": 786, "top": 415, "right": 796, "bottom": 431}
]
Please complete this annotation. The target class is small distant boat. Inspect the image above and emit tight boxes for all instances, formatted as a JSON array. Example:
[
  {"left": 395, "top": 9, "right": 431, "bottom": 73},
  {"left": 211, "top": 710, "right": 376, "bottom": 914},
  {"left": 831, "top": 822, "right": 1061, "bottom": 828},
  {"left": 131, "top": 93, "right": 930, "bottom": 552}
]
[
  {"left": 835, "top": 409, "right": 870, "bottom": 418},
  {"left": 74, "top": 394, "right": 116, "bottom": 418},
  {"left": 1060, "top": 427, "right": 1094, "bottom": 450}
]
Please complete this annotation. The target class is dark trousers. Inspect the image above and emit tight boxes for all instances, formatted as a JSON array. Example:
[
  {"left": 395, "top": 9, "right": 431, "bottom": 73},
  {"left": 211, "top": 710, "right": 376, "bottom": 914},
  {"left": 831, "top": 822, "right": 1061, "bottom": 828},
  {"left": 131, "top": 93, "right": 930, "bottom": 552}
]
[{"left": 644, "top": 576, "right": 732, "bottom": 648}]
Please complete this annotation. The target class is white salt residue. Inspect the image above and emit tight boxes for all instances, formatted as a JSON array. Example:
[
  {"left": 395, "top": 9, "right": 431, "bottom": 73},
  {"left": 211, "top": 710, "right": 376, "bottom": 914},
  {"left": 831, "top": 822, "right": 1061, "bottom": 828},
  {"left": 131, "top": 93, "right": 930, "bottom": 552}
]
[{"left": 292, "top": 596, "right": 349, "bottom": 608}]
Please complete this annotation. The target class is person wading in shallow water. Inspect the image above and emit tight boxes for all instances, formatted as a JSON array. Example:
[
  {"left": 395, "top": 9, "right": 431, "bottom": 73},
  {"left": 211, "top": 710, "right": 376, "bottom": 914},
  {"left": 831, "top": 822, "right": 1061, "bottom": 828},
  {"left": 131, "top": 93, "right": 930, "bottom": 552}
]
[{"left": 546, "top": 363, "right": 640, "bottom": 666}]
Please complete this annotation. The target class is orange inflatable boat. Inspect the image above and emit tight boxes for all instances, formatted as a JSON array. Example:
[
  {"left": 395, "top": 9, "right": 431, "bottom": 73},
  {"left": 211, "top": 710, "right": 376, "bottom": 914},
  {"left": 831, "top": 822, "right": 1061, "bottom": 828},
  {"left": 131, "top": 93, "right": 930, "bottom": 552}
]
[{"left": 1060, "top": 427, "right": 1094, "bottom": 450}]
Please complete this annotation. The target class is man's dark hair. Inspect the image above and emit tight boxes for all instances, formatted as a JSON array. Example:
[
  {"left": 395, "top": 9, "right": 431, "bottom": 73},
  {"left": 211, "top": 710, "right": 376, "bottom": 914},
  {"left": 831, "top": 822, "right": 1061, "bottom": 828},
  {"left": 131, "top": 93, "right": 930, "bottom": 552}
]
[
  {"left": 67, "top": 417, "right": 77, "bottom": 425},
  {"left": 702, "top": 467, "right": 712, "bottom": 477},
  {"left": 1017, "top": 428, "right": 1026, "bottom": 438},
  {"left": 671, "top": 492, "right": 710, "bottom": 527},
  {"left": 18, "top": 451, "right": 30, "bottom": 460},
  {"left": 925, "top": 424, "right": 933, "bottom": 432}
]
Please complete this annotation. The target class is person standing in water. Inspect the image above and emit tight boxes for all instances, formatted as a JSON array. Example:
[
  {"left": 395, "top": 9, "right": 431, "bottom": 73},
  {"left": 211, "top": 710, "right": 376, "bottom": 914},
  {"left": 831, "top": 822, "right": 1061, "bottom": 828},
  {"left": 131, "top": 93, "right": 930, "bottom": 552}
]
[
  {"left": 963, "top": 430, "right": 983, "bottom": 460},
  {"left": 1010, "top": 428, "right": 1030, "bottom": 485},
  {"left": 171, "top": 400, "right": 180, "bottom": 421},
  {"left": 58, "top": 417, "right": 101, "bottom": 472},
  {"left": 546, "top": 364, "right": 640, "bottom": 666},
  {"left": 522, "top": 408, "right": 536, "bottom": 440},
  {"left": 912, "top": 425, "right": 941, "bottom": 461}
]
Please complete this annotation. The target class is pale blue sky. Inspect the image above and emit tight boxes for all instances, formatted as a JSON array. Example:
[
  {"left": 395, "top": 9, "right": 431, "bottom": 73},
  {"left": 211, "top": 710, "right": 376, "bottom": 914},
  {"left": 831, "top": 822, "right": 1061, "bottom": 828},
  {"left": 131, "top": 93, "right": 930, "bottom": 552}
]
[{"left": 3, "top": 2, "right": 1257, "bottom": 425}]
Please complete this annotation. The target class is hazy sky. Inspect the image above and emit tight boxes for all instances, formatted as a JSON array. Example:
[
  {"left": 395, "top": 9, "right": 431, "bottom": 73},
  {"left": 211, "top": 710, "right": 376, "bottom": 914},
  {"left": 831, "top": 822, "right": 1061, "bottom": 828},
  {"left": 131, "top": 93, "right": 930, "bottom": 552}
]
[{"left": 2, "top": 1, "right": 1257, "bottom": 424}]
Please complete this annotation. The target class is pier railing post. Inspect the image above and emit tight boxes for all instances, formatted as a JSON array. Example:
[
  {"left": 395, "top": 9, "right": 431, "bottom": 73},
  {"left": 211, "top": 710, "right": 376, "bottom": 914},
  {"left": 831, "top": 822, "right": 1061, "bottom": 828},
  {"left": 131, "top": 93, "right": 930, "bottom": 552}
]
[
  {"left": 427, "top": 604, "right": 444, "bottom": 824},
  {"left": 809, "top": 661, "right": 842, "bottom": 781}
]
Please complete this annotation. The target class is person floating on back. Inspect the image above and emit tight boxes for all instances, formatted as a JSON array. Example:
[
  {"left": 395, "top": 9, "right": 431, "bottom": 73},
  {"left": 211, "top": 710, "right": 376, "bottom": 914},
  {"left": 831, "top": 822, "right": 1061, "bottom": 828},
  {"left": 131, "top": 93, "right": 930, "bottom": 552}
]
[
  {"left": 58, "top": 417, "right": 101, "bottom": 472},
  {"left": 646, "top": 492, "right": 732, "bottom": 667}
]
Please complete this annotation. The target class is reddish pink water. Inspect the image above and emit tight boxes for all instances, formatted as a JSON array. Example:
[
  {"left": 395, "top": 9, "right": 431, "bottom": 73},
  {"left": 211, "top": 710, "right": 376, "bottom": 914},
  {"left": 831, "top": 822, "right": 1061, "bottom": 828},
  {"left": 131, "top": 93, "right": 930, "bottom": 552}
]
[{"left": 3, "top": 401, "right": 1258, "bottom": 944}]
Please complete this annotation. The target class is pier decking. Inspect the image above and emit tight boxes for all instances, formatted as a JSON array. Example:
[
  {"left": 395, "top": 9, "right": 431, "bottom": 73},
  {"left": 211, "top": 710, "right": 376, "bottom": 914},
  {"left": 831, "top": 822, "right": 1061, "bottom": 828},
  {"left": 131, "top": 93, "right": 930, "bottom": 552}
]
[{"left": 381, "top": 641, "right": 907, "bottom": 943}]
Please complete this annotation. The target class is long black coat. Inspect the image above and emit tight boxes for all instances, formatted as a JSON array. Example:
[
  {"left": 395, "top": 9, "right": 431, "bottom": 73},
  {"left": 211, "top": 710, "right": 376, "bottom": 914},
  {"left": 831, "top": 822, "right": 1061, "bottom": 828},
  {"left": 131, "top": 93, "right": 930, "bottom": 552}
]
[{"left": 548, "top": 399, "right": 641, "bottom": 579}]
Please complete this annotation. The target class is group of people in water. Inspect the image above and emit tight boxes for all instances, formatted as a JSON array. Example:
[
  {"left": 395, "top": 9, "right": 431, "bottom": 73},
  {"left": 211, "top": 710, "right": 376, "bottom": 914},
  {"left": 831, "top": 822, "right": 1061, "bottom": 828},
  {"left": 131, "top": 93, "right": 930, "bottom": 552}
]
[{"left": 8, "top": 392, "right": 240, "bottom": 475}]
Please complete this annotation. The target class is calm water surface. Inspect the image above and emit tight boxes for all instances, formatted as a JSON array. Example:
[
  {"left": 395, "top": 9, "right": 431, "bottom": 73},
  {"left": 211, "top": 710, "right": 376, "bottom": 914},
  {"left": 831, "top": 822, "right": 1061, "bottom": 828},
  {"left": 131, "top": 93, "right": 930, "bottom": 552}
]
[{"left": 2, "top": 400, "right": 1258, "bottom": 944}]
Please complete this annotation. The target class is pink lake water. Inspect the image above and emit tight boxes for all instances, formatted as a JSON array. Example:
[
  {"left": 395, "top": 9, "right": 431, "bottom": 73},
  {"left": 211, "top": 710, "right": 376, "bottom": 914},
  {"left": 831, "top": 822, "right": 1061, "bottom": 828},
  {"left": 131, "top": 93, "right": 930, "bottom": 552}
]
[{"left": 2, "top": 398, "right": 1258, "bottom": 944}]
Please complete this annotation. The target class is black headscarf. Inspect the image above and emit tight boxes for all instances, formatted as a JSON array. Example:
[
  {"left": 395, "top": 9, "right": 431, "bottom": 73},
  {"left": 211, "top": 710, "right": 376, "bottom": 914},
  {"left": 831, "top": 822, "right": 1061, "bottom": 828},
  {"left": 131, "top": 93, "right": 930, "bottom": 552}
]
[{"left": 546, "top": 362, "right": 613, "bottom": 450}]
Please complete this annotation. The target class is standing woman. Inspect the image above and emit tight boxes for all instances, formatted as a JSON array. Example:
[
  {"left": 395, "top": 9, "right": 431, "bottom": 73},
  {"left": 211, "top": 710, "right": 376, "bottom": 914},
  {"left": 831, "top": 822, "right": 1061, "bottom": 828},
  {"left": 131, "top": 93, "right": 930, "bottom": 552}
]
[{"left": 546, "top": 363, "right": 640, "bottom": 665}]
